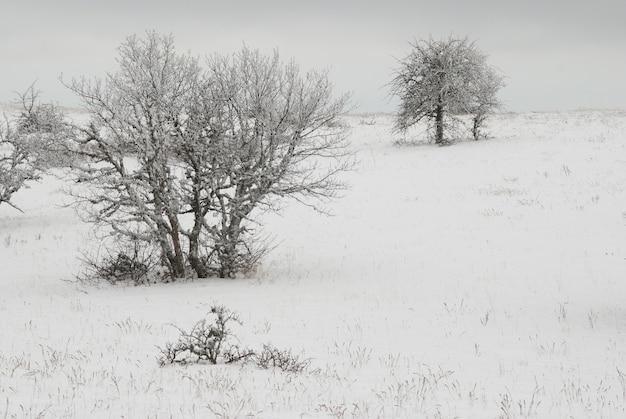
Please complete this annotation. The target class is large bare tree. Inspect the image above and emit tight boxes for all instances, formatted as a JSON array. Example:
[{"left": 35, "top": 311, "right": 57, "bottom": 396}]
[
  {"left": 390, "top": 36, "right": 504, "bottom": 144},
  {"left": 66, "top": 32, "right": 351, "bottom": 281},
  {"left": 181, "top": 47, "right": 352, "bottom": 278},
  {"left": 65, "top": 32, "right": 202, "bottom": 279}
]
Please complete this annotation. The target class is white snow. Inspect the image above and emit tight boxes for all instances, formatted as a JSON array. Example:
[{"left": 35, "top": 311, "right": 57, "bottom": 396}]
[{"left": 1, "top": 109, "right": 626, "bottom": 418}]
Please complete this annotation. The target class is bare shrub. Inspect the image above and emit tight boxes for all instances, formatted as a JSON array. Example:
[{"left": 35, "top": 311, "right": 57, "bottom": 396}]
[
  {"left": 158, "top": 306, "right": 251, "bottom": 365},
  {"left": 255, "top": 344, "right": 311, "bottom": 373},
  {"left": 78, "top": 237, "right": 161, "bottom": 285},
  {"left": 157, "top": 306, "right": 310, "bottom": 373}
]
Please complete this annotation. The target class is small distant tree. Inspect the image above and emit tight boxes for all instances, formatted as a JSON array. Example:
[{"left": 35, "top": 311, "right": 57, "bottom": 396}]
[
  {"left": 13, "top": 83, "right": 74, "bottom": 168},
  {"left": 465, "top": 61, "right": 506, "bottom": 141},
  {"left": 390, "top": 36, "right": 504, "bottom": 144}
]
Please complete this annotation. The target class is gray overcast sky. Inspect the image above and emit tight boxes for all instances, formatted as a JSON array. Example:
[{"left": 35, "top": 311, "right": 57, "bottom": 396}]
[{"left": 1, "top": 0, "right": 625, "bottom": 112}]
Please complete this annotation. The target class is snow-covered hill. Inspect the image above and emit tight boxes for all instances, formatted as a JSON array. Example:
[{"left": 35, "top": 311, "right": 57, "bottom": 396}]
[{"left": 1, "top": 110, "right": 625, "bottom": 417}]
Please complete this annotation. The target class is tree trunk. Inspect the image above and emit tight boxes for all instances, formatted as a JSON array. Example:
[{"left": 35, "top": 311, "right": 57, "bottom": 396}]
[
  {"left": 218, "top": 234, "right": 238, "bottom": 279},
  {"left": 472, "top": 111, "right": 485, "bottom": 141},
  {"left": 472, "top": 116, "right": 479, "bottom": 141},
  {"left": 217, "top": 215, "right": 244, "bottom": 279},
  {"left": 166, "top": 211, "right": 186, "bottom": 279},
  {"left": 156, "top": 229, "right": 180, "bottom": 281},
  {"left": 435, "top": 103, "right": 444, "bottom": 145},
  {"left": 188, "top": 215, "right": 208, "bottom": 278}
]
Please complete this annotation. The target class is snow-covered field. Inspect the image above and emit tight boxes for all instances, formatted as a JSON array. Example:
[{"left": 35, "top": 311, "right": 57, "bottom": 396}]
[{"left": 1, "top": 110, "right": 626, "bottom": 418}]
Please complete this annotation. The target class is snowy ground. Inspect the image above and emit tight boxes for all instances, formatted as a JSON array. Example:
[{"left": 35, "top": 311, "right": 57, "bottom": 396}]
[{"left": 1, "top": 110, "right": 625, "bottom": 418}]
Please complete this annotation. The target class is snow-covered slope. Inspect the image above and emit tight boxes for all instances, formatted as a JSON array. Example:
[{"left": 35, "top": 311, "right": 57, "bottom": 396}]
[{"left": 1, "top": 110, "right": 625, "bottom": 417}]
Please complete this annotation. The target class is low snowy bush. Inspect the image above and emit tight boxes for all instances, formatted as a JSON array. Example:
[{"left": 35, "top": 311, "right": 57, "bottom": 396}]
[
  {"left": 158, "top": 306, "right": 252, "bottom": 366},
  {"left": 78, "top": 237, "right": 161, "bottom": 285},
  {"left": 158, "top": 306, "right": 310, "bottom": 372},
  {"left": 255, "top": 343, "right": 311, "bottom": 373}
]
